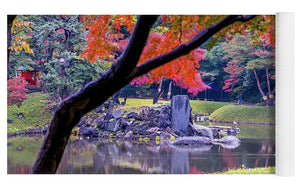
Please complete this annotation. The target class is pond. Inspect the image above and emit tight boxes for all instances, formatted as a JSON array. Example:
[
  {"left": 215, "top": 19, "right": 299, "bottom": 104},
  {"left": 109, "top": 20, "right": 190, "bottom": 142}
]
[{"left": 7, "top": 124, "right": 275, "bottom": 174}]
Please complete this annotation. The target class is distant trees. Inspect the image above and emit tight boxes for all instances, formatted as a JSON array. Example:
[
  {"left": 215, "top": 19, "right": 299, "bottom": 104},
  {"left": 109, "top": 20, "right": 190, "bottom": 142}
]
[
  {"left": 8, "top": 15, "right": 109, "bottom": 101},
  {"left": 222, "top": 33, "right": 275, "bottom": 105}
]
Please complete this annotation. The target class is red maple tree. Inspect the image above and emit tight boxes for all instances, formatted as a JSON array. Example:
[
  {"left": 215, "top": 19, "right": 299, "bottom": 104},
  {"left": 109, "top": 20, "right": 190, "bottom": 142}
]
[{"left": 7, "top": 77, "right": 28, "bottom": 107}]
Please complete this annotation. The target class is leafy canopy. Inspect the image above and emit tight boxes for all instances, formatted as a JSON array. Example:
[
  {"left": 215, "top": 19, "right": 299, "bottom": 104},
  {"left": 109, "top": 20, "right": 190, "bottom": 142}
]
[{"left": 80, "top": 15, "right": 275, "bottom": 96}]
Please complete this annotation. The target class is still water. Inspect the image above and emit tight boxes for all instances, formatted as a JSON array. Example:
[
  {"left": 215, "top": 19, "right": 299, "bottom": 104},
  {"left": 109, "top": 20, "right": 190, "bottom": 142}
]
[{"left": 7, "top": 132, "right": 275, "bottom": 174}]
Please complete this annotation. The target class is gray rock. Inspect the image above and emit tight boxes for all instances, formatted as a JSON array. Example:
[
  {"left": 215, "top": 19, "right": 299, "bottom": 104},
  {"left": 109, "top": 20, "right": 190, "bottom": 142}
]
[
  {"left": 127, "top": 112, "right": 138, "bottom": 119},
  {"left": 166, "top": 127, "right": 179, "bottom": 138},
  {"left": 147, "top": 127, "right": 160, "bottom": 133},
  {"left": 105, "top": 119, "right": 121, "bottom": 132},
  {"left": 104, "top": 112, "right": 113, "bottom": 120},
  {"left": 112, "top": 109, "right": 122, "bottom": 118},
  {"left": 124, "top": 131, "right": 133, "bottom": 140},
  {"left": 190, "top": 124, "right": 214, "bottom": 140},
  {"left": 79, "top": 126, "right": 99, "bottom": 136},
  {"left": 170, "top": 136, "right": 212, "bottom": 146},
  {"left": 94, "top": 105, "right": 104, "bottom": 113},
  {"left": 171, "top": 95, "right": 191, "bottom": 136},
  {"left": 213, "top": 135, "right": 240, "bottom": 145}
]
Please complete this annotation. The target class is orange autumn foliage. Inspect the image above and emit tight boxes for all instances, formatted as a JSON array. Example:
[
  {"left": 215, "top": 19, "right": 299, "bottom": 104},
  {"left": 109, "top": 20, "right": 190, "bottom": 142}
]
[{"left": 80, "top": 15, "right": 274, "bottom": 96}]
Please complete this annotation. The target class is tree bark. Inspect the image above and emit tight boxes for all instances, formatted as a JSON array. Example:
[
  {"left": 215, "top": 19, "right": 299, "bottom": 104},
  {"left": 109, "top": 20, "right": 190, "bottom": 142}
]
[
  {"left": 265, "top": 65, "right": 274, "bottom": 105},
  {"left": 31, "top": 15, "right": 255, "bottom": 173},
  {"left": 153, "top": 76, "right": 165, "bottom": 104},
  {"left": 167, "top": 80, "right": 172, "bottom": 100},
  {"left": 253, "top": 68, "right": 270, "bottom": 105}
]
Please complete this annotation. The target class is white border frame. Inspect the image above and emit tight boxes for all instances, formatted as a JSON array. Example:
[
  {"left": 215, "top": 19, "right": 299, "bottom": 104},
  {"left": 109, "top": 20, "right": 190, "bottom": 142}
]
[{"left": 276, "top": 12, "right": 295, "bottom": 176}]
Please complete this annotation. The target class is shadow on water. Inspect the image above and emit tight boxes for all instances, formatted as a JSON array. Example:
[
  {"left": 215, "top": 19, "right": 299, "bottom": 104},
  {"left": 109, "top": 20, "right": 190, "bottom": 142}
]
[{"left": 7, "top": 134, "right": 275, "bottom": 174}]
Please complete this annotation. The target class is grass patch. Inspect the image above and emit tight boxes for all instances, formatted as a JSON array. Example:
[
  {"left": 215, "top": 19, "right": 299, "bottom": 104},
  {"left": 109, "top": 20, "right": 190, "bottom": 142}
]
[
  {"left": 118, "top": 98, "right": 231, "bottom": 115},
  {"left": 209, "top": 104, "right": 275, "bottom": 124},
  {"left": 215, "top": 166, "right": 275, "bottom": 174},
  {"left": 189, "top": 100, "right": 231, "bottom": 115},
  {"left": 116, "top": 98, "right": 170, "bottom": 112},
  {"left": 7, "top": 92, "right": 52, "bottom": 133}
]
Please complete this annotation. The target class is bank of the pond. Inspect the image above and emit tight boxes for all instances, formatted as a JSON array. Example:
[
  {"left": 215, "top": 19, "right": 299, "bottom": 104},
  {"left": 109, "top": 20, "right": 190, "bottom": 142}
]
[
  {"left": 7, "top": 92, "right": 52, "bottom": 133},
  {"left": 7, "top": 94, "right": 275, "bottom": 134},
  {"left": 214, "top": 166, "right": 275, "bottom": 174},
  {"left": 209, "top": 104, "right": 275, "bottom": 124}
]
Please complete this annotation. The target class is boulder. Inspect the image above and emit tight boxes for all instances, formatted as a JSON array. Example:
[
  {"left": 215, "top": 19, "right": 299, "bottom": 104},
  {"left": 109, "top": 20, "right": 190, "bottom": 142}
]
[
  {"left": 79, "top": 126, "right": 99, "bottom": 136},
  {"left": 169, "top": 136, "right": 212, "bottom": 146},
  {"left": 213, "top": 135, "right": 240, "bottom": 144},
  {"left": 124, "top": 131, "right": 133, "bottom": 140},
  {"left": 166, "top": 127, "right": 179, "bottom": 138},
  {"left": 112, "top": 109, "right": 122, "bottom": 119},
  {"left": 212, "top": 136, "right": 241, "bottom": 149},
  {"left": 119, "top": 119, "right": 129, "bottom": 132},
  {"left": 189, "top": 124, "right": 214, "bottom": 140},
  {"left": 127, "top": 111, "right": 139, "bottom": 119},
  {"left": 96, "top": 120, "right": 110, "bottom": 130},
  {"left": 171, "top": 95, "right": 191, "bottom": 136},
  {"left": 105, "top": 119, "right": 121, "bottom": 132},
  {"left": 104, "top": 111, "right": 113, "bottom": 120},
  {"left": 147, "top": 127, "right": 160, "bottom": 133}
]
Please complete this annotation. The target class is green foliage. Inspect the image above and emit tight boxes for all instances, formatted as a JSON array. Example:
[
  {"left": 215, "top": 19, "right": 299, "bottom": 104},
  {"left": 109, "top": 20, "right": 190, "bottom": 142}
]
[
  {"left": 215, "top": 166, "right": 275, "bottom": 174},
  {"left": 41, "top": 51, "right": 106, "bottom": 97},
  {"left": 7, "top": 92, "right": 52, "bottom": 133},
  {"left": 209, "top": 104, "right": 275, "bottom": 123}
]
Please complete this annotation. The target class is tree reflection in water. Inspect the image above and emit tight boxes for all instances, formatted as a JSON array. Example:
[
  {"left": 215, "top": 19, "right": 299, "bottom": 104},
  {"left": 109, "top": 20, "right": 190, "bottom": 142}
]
[{"left": 7, "top": 136, "right": 275, "bottom": 174}]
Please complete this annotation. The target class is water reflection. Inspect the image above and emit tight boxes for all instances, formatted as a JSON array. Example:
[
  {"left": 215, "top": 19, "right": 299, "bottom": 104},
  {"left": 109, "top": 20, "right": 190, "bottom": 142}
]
[{"left": 7, "top": 136, "right": 275, "bottom": 174}]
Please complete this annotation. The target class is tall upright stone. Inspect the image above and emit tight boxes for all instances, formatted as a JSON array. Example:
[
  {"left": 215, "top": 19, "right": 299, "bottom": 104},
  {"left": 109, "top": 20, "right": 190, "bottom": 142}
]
[{"left": 171, "top": 95, "right": 191, "bottom": 136}]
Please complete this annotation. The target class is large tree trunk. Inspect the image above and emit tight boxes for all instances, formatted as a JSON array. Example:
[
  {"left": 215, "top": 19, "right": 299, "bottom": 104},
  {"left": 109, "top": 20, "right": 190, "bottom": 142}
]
[{"left": 31, "top": 15, "right": 255, "bottom": 173}]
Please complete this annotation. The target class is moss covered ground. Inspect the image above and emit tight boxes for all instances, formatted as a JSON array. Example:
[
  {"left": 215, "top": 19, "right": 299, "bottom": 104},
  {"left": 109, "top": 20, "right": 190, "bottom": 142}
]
[
  {"left": 215, "top": 166, "right": 275, "bottom": 174},
  {"left": 7, "top": 92, "right": 52, "bottom": 133},
  {"left": 209, "top": 104, "right": 275, "bottom": 124}
]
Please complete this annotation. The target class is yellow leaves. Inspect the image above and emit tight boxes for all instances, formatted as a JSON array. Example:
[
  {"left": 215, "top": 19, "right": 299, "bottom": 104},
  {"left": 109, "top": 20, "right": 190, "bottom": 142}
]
[
  {"left": 10, "top": 19, "right": 34, "bottom": 55},
  {"left": 13, "top": 19, "right": 32, "bottom": 30},
  {"left": 10, "top": 35, "right": 34, "bottom": 55}
]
